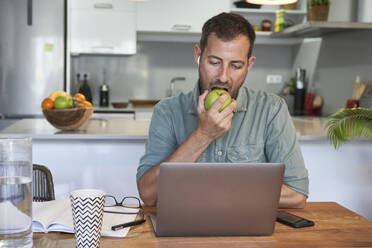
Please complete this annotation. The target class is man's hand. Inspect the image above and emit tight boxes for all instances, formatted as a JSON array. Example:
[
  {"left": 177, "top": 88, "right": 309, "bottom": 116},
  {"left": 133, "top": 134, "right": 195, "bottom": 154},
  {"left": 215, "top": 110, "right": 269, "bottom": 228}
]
[
  {"left": 196, "top": 90, "right": 238, "bottom": 143},
  {"left": 138, "top": 90, "right": 237, "bottom": 206},
  {"left": 279, "top": 184, "right": 307, "bottom": 209}
]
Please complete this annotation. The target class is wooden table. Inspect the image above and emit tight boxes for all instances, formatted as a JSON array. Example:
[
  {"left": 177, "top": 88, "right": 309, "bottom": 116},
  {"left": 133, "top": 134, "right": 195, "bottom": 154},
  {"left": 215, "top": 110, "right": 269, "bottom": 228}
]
[{"left": 33, "top": 202, "right": 372, "bottom": 248}]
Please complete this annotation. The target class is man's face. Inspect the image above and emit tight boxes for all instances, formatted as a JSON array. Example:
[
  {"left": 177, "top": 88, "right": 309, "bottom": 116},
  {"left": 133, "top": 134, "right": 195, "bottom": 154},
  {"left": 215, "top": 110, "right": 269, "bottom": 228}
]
[{"left": 195, "top": 33, "right": 255, "bottom": 99}]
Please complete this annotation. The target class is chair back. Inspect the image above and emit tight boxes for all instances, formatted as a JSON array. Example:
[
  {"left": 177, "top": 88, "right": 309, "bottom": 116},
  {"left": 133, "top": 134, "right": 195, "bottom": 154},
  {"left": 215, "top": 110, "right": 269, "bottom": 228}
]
[{"left": 32, "top": 164, "right": 55, "bottom": 202}]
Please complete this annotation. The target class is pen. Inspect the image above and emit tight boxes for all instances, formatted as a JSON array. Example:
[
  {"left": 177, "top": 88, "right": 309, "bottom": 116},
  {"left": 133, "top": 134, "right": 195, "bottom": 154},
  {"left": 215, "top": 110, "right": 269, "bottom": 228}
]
[{"left": 111, "top": 219, "right": 146, "bottom": 231}]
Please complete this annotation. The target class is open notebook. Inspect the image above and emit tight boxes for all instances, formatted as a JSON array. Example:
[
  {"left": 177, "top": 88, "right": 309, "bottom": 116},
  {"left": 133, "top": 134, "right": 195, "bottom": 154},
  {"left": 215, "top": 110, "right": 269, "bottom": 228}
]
[{"left": 32, "top": 199, "right": 139, "bottom": 238}]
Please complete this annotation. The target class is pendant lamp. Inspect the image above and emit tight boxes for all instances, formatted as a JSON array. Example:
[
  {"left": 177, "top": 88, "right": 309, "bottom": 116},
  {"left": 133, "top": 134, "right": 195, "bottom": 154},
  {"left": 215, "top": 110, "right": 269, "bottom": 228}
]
[{"left": 246, "top": 0, "right": 298, "bottom": 5}]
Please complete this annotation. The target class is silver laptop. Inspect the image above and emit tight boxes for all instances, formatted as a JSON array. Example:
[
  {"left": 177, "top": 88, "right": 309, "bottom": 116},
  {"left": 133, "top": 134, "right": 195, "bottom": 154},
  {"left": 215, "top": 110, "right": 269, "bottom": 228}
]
[{"left": 149, "top": 162, "right": 284, "bottom": 237}]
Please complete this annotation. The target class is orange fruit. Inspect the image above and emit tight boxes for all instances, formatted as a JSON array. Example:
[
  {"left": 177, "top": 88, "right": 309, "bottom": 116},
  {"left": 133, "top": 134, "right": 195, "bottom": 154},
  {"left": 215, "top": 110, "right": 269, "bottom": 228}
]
[
  {"left": 41, "top": 97, "right": 54, "bottom": 110},
  {"left": 73, "top": 93, "right": 86, "bottom": 102},
  {"left": 82, "top": 101, "right": 92, "bottom": 108},
  {"left": 75, "top": 102, "right": 85, "bottom": 108}
]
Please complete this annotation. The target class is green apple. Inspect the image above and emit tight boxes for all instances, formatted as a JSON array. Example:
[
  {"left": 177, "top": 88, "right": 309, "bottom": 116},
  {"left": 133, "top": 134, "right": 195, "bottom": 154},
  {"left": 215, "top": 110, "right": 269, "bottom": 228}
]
[
  {"left": 204, "top": 89, "right": 232, "bottom": 112},
  {"left": 54, "top": 95, "right": 73, "bottom": 109}
]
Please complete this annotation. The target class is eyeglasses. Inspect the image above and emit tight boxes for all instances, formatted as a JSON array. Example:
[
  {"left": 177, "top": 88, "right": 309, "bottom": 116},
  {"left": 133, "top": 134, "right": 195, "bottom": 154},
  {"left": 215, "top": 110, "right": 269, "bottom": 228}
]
[
  {"left": 105, "top": 195, "right": 143, "bottom": 209},
  {"left": 103, "top": 195, "right": 146, "bottom": 231}
]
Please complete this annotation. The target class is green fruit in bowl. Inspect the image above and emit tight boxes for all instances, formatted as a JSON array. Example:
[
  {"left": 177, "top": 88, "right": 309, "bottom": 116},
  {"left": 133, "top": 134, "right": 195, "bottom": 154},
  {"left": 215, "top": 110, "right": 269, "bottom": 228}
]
[
  {"left": 205, "top": 89, "right": 232, "bottom": 112},
  {"left": 54, "top": 95, "right": 73, "bottom": 109}
]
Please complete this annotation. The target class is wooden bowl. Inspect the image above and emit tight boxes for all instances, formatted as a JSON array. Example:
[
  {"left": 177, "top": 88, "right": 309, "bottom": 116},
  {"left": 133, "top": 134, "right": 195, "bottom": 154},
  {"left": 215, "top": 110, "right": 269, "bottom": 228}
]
[
  {"left": 129, "top": 99, "right": 160, "bottom": 108},
  {"left": 42, "top": 108, "right": 94, "bottom": 130},
  {"left": 112, "top": 102, "right": 128, "bottom": 108}
]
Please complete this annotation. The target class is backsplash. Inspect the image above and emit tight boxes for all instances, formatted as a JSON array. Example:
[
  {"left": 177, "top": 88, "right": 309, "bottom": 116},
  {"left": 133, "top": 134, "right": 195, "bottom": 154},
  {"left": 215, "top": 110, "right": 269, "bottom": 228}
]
[{"left": 70, "top": 41, "right": 294, "bottom": 106}]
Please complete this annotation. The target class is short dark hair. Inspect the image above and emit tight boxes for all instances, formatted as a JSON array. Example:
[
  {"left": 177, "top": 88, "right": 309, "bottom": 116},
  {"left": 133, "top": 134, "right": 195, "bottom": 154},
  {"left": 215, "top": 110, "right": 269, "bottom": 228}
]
[{"left": 200, "top": 12, "right": 256, "bottom": 58}]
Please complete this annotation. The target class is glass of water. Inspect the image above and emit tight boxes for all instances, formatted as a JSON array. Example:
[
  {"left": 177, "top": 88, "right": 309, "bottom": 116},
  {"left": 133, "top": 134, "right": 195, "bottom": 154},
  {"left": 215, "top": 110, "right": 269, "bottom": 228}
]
[{"left": 0, "top": 137, "right": 32, "bottom": 248}]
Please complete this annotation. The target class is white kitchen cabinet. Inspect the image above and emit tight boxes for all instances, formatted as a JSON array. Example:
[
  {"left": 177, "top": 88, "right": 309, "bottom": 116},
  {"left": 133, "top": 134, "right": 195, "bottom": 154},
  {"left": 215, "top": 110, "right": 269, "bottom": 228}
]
[
  {"left": 136, "top": 0, "right": 230, "bottom": 33},
  {"left": 69, "top": 0, "right": 136, "bottom": 55}
]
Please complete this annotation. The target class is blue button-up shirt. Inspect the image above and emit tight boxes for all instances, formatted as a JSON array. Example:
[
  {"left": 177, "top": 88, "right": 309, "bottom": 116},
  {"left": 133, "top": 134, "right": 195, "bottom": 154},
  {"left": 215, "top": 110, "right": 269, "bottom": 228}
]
[{"left": 137, "top": 83, "right": 309, "bottom": 196}]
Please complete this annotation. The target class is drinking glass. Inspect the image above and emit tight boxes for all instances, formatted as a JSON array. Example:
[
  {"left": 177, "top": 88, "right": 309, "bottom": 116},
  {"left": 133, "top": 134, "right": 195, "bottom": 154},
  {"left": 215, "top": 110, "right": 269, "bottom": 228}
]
[{"left": 0, "top": 137, "right": 33, "bottom": 248}]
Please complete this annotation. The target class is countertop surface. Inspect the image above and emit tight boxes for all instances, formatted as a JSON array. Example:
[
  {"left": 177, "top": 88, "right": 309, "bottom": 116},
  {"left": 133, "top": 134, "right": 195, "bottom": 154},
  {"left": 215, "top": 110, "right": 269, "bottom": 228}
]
[
  {"left": 0, "top": 119, "right": 150, "bottom": 140},
  {"left": 0, "top": 117, "right": 334, "bottom": 141}
]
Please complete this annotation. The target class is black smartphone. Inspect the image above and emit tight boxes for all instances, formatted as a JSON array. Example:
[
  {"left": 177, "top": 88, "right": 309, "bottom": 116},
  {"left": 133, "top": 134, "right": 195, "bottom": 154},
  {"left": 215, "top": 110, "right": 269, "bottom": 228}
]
[{"left": 277, "top": 211, "right": 315, "bottom": 228}]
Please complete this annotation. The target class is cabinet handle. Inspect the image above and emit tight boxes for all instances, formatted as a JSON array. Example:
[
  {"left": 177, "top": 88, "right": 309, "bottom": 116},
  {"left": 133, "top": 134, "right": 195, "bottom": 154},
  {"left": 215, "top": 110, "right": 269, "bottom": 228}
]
[
  {"left": 172, "top": 24, "right": 192, "bottom": 31},
  {"left": 92, "top": 46, "right": 115, "bottom": 51},
  {"left": 27, "top": 0, "right": 32, "bottom": 26},
  {"left": 94, "top": 3, "right": 113, "bottom": 9}
]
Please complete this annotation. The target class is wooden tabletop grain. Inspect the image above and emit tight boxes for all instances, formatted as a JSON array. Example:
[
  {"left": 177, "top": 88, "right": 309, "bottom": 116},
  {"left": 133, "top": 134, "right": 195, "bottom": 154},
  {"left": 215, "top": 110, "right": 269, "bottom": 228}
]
[{"left": 33, "top": 202, "right": 372, "bottom": 248}]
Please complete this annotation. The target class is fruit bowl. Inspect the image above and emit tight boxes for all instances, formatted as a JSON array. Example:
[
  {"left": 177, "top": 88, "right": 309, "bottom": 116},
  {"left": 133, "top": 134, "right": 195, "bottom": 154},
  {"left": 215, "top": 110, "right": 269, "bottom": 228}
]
[{"left": 42, "top": 108, "right": 94, "bottom": 130}]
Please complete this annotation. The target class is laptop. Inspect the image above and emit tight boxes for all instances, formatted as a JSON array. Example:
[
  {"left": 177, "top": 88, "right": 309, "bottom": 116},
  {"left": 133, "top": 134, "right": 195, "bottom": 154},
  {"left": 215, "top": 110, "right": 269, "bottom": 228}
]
[{"left": 149, "top": 162, "right": 284, "bottom": 237}]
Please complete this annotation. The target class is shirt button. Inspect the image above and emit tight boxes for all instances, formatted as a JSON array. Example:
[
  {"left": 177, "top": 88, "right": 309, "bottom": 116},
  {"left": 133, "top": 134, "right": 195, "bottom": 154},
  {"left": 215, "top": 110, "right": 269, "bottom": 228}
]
[{"left": 217, "top": 151, "right": 222, "bottom": 156}]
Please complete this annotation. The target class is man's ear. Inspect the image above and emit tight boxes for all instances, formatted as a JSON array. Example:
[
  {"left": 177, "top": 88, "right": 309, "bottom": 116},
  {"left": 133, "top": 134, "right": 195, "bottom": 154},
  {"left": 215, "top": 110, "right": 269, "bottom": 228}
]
[
  {"left": 247, "top": 56, "right": 256, "bottom": 72},
  {"left": 194, "top": 45, "right": 202, "bottom": 65}
]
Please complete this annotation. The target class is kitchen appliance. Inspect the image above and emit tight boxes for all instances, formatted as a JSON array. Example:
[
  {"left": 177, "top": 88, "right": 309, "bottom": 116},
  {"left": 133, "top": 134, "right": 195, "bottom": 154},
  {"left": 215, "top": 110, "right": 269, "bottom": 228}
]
[{"left": 0, "top": 0, "right": 65, "bottom": 118}]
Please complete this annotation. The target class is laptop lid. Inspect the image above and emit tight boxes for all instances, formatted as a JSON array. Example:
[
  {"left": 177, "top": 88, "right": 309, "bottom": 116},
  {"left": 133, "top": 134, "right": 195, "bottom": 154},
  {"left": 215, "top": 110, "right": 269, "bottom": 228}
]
[{"left": 154, "top": 162, "right": 284, "bottom": 237}]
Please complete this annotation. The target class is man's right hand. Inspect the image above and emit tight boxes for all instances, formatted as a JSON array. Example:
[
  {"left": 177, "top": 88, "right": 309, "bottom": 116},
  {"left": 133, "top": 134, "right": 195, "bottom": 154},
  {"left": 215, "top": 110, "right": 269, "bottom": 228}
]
[{"left": 196, "top": 90, "right": 238, "bottom": 142}]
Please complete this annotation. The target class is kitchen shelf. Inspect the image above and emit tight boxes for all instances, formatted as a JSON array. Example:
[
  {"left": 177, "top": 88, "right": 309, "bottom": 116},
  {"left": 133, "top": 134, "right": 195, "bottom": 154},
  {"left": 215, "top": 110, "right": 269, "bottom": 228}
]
[
  {"left": 230, "top": 8, "right": 307, "bottom": 15},
  {"left": 137, "top": 30, "right": 302, "bottom": 45},
  {"left": 271, "top": 21, "right": 372, "bottom": 38},
  {"left": 137, "top": 31, "right": 202, "bottom": 43}
]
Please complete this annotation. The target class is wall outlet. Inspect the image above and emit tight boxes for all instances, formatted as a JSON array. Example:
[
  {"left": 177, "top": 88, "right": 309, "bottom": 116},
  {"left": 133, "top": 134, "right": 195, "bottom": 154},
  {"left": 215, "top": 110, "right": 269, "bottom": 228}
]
[{"left": 266, "top": 74, "right": 282, "bottom": 84}]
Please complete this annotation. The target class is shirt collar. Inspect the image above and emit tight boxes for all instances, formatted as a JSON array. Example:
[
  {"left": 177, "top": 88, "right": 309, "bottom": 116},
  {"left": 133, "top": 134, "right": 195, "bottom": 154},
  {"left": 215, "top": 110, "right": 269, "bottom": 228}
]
[{"left": 187, "top": 80, "right": 248, "bottom": 115}]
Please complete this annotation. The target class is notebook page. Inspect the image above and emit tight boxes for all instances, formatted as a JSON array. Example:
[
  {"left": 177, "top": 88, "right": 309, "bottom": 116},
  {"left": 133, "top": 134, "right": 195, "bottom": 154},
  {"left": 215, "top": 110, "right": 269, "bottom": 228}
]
[
  {"left": 101, "top": 206, "right": 138, "bottom": 237},
  {"left": 47, "top": 206, "right": 74, "bottom": 233},
  {"left": 32, "top": 199, "right": 70, "bottom": 232}
]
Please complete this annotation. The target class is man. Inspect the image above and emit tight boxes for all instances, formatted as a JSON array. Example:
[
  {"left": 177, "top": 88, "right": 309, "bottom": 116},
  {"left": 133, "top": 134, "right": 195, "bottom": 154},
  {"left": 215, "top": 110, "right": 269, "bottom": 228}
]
[{"left": 137, "top": 12, "right": 308, "bottom": 208}]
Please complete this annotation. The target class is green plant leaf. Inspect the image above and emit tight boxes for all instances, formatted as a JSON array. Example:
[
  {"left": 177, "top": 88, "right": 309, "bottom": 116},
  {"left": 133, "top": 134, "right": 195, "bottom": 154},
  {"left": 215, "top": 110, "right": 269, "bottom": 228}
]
[{"left": 325, "top": 107, "right": 372, "bottom": 149}]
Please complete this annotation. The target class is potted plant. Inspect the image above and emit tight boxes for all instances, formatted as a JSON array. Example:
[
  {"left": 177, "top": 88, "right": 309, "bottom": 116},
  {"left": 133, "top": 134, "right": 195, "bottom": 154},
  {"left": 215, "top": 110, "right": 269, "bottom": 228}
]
[
  {"left": 308, "top": 0, "right": 330, "bottom": 21},
  {"left": 326, "top": 107, "right": 372, "bottom": 149}
]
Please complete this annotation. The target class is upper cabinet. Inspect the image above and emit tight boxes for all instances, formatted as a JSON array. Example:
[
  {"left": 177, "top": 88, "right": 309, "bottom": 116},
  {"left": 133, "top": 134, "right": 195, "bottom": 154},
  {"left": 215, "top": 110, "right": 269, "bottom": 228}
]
[
  {"left": 136, "top": 0, "right": 307, "bottom": 44},
  {"left": 69, "top": 0, "right": 136, "bottom": 55},
  {"left": 136, "top": 0, "right": 230, "bottom": 33}
]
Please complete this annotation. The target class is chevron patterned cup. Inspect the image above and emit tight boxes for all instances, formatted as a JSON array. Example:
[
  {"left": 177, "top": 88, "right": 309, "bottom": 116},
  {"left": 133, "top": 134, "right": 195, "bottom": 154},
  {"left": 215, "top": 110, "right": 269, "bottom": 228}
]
[{"left": 70, "top": 189, "right": 105, "bottom": 248}]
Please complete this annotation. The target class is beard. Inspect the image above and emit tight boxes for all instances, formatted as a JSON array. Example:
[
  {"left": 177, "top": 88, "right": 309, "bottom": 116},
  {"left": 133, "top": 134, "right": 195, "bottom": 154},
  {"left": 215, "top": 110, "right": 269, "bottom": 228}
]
[{"left": 198, "top": 77, "right": 241, "bottom": 100}]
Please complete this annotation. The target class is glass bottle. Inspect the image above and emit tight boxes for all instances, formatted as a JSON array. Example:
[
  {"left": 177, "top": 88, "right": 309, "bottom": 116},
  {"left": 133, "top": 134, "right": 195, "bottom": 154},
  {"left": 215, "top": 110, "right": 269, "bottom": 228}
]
[{"left": 78, "top": 73, "right": 92, "bottom": 103}]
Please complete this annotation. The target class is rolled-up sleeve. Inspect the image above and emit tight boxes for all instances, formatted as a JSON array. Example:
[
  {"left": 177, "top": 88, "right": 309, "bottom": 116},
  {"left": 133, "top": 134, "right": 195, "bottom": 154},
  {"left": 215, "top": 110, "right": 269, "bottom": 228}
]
[
  {"left": 264, "top": 98, "right": 309, "bottom": 197},
  {"left": 136, "top": 102, "right": 177, "bottom": 184}
]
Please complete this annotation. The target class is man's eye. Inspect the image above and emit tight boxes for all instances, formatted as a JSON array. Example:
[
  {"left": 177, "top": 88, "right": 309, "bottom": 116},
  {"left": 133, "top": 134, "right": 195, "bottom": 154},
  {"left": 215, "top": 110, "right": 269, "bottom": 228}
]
[
  {"left": 209, "top": 61, "right": 220, "bottom": 65},
  {"left": 231, "top": 64, "right": 242, "bottom": 70}
]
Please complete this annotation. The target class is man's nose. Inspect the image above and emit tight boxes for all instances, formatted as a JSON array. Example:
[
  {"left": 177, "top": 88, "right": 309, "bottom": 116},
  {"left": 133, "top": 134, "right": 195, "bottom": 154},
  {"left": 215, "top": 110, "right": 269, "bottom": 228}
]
[{"left": 218, "top": 64, "right": 230, "bottom": 83}]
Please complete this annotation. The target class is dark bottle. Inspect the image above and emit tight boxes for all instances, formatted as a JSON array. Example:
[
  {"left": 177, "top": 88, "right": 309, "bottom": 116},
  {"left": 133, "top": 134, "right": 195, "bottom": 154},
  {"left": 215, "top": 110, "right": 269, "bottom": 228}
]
[
  {"left": 294, "top": 68, "right": 306, "bottom": 116},
  {"left": 78, "top": 73, "right": 92, "bottom": 103},
  {"left": 99, "top": 69, "right": 109, "bottom": 107},
  {"left": 99, "top": 84, "right": 109, "bottom": 107}
]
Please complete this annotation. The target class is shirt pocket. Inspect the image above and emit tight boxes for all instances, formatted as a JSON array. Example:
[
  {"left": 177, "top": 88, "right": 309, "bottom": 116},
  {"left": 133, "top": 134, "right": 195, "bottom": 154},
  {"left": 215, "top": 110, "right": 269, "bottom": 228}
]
[{"left": 226, "top": 144, "right": 264, "bottom": 163}]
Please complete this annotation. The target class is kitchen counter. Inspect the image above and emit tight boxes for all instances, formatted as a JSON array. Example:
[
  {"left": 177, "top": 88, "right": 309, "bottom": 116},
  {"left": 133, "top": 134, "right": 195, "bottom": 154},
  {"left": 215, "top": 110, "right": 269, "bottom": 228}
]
[
  {"left": 93, "top": 106, "right": 154, "bottom": 120},
  {"left": 0, "top": 117, "right": 369, "bottom": 143},
  {"left": 0, "top": 117, "right": 325, "bottom": 138},
  {"left": 0, "top": 119, "right": 150, "bottom": 140},
  {"left": 93, "top": 106, "right": 135, "bottom": 113}
]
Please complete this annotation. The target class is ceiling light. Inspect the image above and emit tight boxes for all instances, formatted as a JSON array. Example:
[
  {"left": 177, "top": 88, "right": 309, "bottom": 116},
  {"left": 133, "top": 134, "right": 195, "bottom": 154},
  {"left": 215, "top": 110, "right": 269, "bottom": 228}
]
[{"left": 246, "top": 0, "right": 298, "bottom": 5}]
